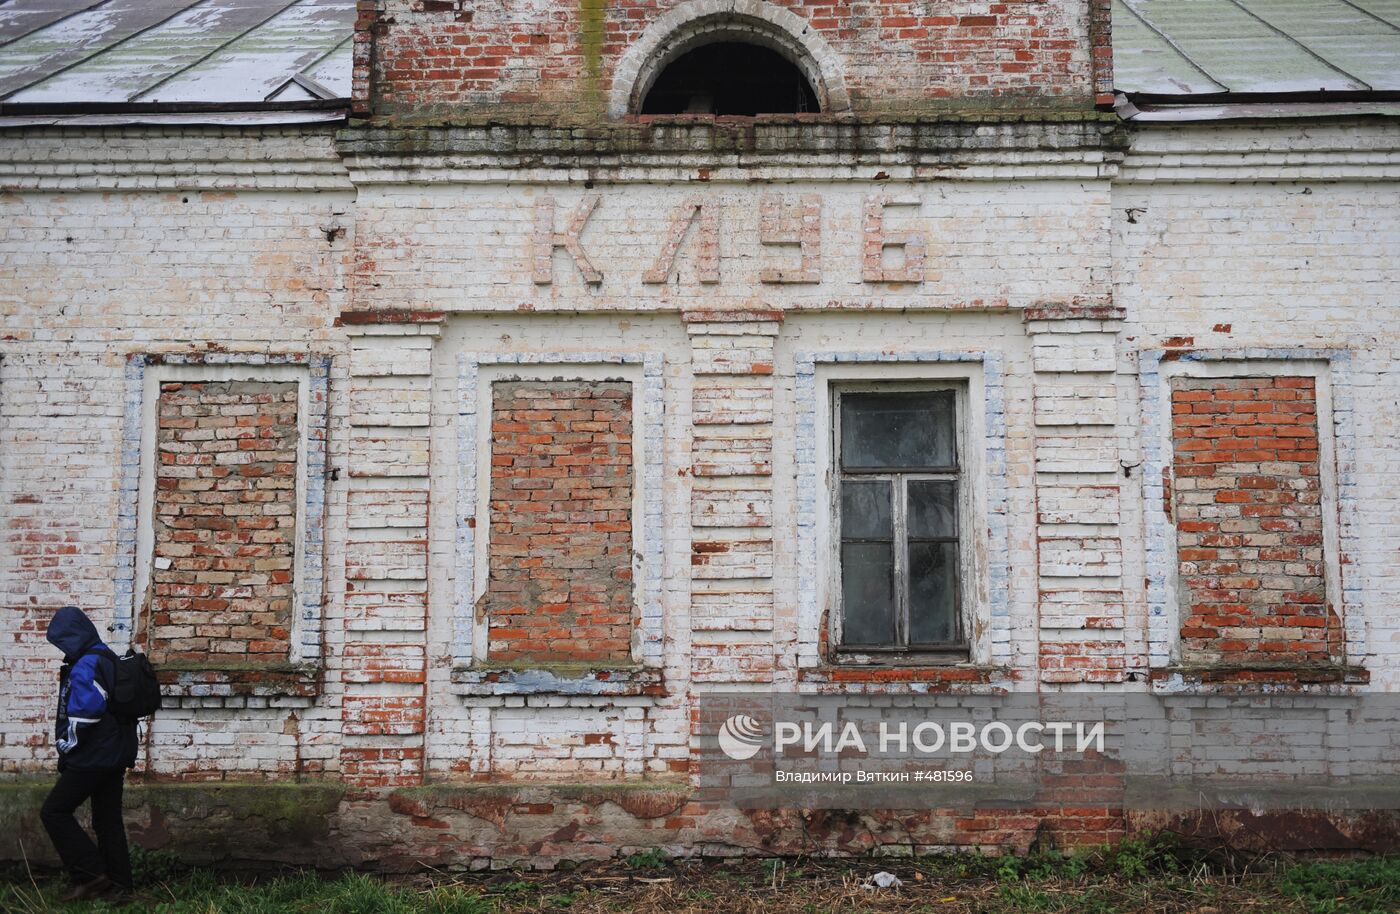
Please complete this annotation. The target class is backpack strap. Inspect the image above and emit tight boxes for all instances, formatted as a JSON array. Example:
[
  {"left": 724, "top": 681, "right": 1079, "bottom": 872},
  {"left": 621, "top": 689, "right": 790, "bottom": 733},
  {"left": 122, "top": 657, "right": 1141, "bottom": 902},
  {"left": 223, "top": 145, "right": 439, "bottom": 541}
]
[{"left": 80, "top": 647, "right": 120, "bottom": 685}]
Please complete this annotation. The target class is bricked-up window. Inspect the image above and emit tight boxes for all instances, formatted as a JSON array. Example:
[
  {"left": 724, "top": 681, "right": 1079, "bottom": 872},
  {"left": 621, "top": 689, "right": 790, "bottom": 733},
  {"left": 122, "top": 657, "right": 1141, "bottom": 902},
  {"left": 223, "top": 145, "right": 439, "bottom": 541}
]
[
  {"left": 484, "top": 380, "right": 635, "bottom": 664},
  {"left": 835, "top": 387, "right": 965, "bottom": 653},
  {"left": 149, "top": 381, "right": 298, "bottom": 664},
  {"left": 1170, "top": 376, "right": 1341, "bottom": 666}
]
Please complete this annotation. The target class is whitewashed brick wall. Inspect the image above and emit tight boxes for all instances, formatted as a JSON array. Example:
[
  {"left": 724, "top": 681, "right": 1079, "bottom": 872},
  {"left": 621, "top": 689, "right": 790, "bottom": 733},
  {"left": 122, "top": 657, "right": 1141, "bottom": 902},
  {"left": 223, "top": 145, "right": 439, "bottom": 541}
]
[
  {"left": 0, "top": 128, "right": 354, "bottom": 776},
  {"left": 1, "top": 119, "right": 1398, "bottom": 787},
  {"left": 1114, "top": 121, "right": 1400, "bottom": 687}
]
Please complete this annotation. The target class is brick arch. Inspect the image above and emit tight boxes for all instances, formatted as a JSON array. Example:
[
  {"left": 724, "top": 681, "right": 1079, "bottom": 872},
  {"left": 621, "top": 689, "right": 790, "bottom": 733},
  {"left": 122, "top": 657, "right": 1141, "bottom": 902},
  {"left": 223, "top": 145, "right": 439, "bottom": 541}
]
[{"left": 609, "top": 0, "right": 850, "bottom": 118}]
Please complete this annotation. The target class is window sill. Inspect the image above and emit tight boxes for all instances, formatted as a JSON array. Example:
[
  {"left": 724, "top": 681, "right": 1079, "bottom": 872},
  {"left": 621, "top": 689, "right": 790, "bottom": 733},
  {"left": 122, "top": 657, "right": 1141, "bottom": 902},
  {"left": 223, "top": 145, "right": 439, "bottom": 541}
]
[
  {"left": 451, "top": 663, "right": 665, "bottom": 698},
  {"left": 1149, "top": 662, "right": 1369, "bottom": 693},
  {"left": 831, "top": 647, "right": 971, "bottom": 665},
  {"left": 800, "top": 663, "right": 1006, "bottom": 691},
  {"left": 156, "top": 661, "right": 320, "bottom": 707}
]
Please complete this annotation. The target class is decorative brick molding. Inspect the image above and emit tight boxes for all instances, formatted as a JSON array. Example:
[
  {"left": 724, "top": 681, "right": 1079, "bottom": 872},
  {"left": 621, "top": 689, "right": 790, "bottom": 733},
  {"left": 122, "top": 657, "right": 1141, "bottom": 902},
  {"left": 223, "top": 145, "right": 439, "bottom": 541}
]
[
  {"left": 797, "top": 664, "right": 1001, "bottom": 693},
  {"left": 454, "top": 353, "right": 665, "bottom": 694},
  {"left": 1025, "top": 309, "right": 1131, "bottom": 686},
  {"left": 452, "top": 665, "right": 665, "bottom": 699},
  {"left": 794, "top": 351, "right": 1010, "bottom": 678},
  {"left": 115, "top": 354, "right": 330, "bottom": 692},
  {"left": 335, "top": 117, "right": 1127, "bottom": 185},
  {"left": 1117, "top": 123, "right": 1400, "bottom": 184},
  {"left": 157, "top": 665, "right": 320, "bottom": 710},
  {"left": 608, "top": 0, "right": 851, "bottom": 118},
  {"left": 1140, "top": 350, "right": 1362, "bottom": 686},
  {"left": 341, "top": 317, "right": 441, "bottom": 786},
  {"left": 0, "top": 127, "right": 351, "bottom": 192}
]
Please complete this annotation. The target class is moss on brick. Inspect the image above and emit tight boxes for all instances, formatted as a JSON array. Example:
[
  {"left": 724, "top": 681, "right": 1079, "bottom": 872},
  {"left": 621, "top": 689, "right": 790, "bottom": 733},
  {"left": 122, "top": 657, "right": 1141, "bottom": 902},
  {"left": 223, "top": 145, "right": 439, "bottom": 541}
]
[
  {"left": 0, "top": 779, "right": 53, "bottom": 821},
  {"left": 335, "top": 113, "right": 1129, "bottom": 158},
  {"left": 131, "top": 781, "right": 345, "bottom": 843},
  {"left": 0, "top": 779, "right": 345, "bottom": 861},
  {"left": 579, "top": 0, "right": 606, "bottom": 116},
  {"left": 390, "top": 779, "right": 691, "bottom": 824}
]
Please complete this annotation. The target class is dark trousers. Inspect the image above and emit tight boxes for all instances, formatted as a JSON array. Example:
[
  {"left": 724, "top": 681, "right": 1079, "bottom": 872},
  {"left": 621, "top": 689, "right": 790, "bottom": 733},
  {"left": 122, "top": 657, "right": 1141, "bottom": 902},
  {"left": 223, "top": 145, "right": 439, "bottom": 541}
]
[{"left": 40, "top": 767, "right": 132, "bottom": 889}]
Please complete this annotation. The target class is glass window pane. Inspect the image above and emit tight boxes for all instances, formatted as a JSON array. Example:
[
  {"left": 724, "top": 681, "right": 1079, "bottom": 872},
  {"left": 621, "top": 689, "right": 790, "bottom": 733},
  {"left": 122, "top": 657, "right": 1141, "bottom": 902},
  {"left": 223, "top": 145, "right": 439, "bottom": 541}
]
[
  {"left": 840, "top": 480, "right": 892, "bottom": 540},
  {"left": 908, "top": 541, "right": 958, "bottom": 644},
  {"left": 908, "top": 479, "right": 957, "bottom": 539},
  {"left": 841, "top": 391, "right": 956, "bottom": 470},
  {"left": 841, "top": 542, "right": 896, "bottom": 646}
]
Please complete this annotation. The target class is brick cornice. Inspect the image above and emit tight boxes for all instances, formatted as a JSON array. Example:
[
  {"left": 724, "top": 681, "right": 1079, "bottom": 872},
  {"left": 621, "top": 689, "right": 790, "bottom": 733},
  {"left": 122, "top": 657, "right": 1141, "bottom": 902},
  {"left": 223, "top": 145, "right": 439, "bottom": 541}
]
[{"left": 335, "top": 114, "right": 1128, "bottom": 183}]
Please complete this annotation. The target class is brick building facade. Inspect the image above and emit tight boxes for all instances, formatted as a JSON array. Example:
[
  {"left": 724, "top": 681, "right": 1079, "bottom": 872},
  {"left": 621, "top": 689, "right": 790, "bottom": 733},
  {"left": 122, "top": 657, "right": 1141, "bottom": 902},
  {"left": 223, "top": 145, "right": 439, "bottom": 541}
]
[{"left": 2, "top": 0, "right": 1400, "bottom": 865}]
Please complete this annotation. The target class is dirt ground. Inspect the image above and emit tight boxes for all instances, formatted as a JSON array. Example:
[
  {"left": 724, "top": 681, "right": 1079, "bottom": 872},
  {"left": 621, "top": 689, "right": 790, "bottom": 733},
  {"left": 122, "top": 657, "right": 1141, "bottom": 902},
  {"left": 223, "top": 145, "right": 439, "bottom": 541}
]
[{"left": 3, "top": 845, "right": 1397, "bottom": 913}]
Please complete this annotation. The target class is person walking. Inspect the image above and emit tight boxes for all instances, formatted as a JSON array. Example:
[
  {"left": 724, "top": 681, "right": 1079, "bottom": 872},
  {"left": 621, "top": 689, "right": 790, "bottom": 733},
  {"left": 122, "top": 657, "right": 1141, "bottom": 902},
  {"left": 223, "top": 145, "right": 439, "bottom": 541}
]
[{"left": 40, "top": 605, "right": 138, "bottom": 902}]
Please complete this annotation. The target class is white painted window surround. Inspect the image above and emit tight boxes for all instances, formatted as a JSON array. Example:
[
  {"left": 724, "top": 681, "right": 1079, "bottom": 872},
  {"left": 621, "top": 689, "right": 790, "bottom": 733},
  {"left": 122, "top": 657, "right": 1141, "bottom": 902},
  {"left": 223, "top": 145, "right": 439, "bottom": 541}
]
[
  {"left": 1138, "top": 350, "right": 1361, "bottom": 671},
  {"left": 796, "top": 352, "right": 1010, "bottom": 670},
  {"left": 453, "top": 352, "right": 666, "bottom": 672},
  {"left": 114, "top": 353, "right": 330, "bottom": 665}
]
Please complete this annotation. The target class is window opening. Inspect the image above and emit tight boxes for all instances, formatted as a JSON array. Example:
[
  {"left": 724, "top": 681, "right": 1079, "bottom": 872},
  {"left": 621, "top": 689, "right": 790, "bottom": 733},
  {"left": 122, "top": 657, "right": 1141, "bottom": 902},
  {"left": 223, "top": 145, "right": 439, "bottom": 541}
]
[{"left": 640, "top": 41, "right": 819, "bottom": 115}]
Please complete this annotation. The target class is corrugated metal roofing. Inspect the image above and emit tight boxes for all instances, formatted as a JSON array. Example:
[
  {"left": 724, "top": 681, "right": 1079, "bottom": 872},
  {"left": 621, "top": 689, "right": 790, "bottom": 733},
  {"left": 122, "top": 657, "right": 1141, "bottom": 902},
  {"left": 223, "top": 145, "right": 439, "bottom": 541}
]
[
  {"left": 1114, "top": 0, "right": 1400, "bottom": 96},
  {"left": 0, "top": 0, "right": 353, "bottom": 106}
]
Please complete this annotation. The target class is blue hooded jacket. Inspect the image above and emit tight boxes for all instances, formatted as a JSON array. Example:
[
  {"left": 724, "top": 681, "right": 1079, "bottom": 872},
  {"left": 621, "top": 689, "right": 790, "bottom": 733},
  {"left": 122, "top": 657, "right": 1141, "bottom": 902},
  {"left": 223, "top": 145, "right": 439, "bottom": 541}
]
[{"left": 46, "top": 606, "right": 138, "bottom": 770}]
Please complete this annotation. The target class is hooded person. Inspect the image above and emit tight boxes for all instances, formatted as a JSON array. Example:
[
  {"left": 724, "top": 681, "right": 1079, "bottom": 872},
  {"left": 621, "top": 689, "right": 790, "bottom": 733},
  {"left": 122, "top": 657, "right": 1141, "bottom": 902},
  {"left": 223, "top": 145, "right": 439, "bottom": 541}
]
[{"left": 40, "top": 606, "right": 138, "bottom": 901}]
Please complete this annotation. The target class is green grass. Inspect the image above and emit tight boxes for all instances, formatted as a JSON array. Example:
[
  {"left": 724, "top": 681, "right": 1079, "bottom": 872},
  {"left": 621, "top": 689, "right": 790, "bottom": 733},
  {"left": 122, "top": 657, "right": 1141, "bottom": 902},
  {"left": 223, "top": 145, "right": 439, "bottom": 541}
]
[
  {"left": 622, "top": 848, "right": 670, "bottom": 870},
  {"left": 1, "top": 870, "right": 495, "bottom": 914},
  {"left": 1, "top": 840, "right": 1397, "bottom": 914},
  {"left": 1278, "top": 856, "right": 1400, "bottom": 914}
]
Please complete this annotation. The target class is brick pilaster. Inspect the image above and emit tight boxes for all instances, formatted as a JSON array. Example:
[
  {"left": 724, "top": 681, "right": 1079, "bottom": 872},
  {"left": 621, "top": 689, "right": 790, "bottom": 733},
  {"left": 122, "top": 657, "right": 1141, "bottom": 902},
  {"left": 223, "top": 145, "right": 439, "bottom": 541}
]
[
  {"left": 1026, "top": 306, "right": 1132, "bottom": 685},
  {"left": 338, "top": 313, "right": 439, "bottom": 786},
  {"left": 685, "top": 310, "right": 781, "bottom": 685}
]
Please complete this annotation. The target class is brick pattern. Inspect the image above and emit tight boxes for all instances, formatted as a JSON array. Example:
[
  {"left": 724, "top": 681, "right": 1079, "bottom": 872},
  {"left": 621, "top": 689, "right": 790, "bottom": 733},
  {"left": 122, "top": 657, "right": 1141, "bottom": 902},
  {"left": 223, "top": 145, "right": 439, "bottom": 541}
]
[
  {"left": 149, "top": 381, "right": 298, "bottom": 665},
  {"left": 1028, "top": 314, "right": 1130, "bottom": 684},
  {"left": 340, "top": 322, "right": 439, "bottom": 787},
  {"left": 361, "top": 0, "right": 1095, "bottom": 120},
  {"left": 688, "top": 313, "right": 780, "bottom": 683},
  {"left": 1170, "top": 377, "right": 1337, "bottom": 665},
  {"left": 484, "top": 381, "right": 635, "bottom": 664}
]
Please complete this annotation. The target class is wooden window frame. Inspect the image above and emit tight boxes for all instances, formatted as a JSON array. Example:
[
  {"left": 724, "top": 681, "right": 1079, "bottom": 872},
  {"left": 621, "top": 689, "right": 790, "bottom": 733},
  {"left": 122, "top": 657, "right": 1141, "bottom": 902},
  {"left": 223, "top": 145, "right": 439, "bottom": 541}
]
[{"left": 832, "top": 381, "right": 971, "bottom": 662}]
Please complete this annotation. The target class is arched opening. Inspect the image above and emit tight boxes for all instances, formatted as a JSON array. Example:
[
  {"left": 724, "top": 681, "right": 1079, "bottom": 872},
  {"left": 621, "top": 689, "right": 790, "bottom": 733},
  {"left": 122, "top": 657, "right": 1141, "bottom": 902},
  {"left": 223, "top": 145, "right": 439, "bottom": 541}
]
[{"left": 639, "top": 42, "right": 820, "bottom": 116}]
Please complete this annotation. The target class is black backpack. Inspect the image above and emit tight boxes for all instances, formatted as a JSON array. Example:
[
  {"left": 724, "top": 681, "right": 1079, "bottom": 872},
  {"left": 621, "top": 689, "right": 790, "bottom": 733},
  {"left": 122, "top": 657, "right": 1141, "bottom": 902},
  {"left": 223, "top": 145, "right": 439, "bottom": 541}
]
[{"left": 88, "top": 647, "right": 163, "bottom": 718}]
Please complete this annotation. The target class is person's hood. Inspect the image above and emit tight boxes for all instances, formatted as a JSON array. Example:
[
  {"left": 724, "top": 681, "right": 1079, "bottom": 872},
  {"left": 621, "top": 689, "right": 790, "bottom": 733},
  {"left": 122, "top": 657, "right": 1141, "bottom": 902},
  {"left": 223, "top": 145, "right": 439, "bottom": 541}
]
[{"left": 46, "top": 606, "right": 102, "bottom": 661}]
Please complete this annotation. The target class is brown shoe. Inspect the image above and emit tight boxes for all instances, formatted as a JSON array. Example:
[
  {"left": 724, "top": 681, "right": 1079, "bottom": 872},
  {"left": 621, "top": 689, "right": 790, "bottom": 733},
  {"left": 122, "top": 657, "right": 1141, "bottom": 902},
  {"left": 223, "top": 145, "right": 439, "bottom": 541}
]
[{"left": 59, "top": 876, "right": 112, "bottom": 902}]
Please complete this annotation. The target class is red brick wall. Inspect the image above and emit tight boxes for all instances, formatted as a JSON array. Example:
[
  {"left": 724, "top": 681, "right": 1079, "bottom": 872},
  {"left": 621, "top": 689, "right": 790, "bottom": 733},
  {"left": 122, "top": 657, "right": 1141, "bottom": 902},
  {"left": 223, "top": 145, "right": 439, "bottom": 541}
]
[
  {"left": 484, "top": 380, "right": 634, "bottom": 664},
  {"left": 358, "top": 0, "right": 1096, "bottom": 120},
  {"left": 1169, "top": 376, "right": 1339, "bottom": 666},
  {"left": 149, "top": 381, "right": 298, "bottom": 665}
]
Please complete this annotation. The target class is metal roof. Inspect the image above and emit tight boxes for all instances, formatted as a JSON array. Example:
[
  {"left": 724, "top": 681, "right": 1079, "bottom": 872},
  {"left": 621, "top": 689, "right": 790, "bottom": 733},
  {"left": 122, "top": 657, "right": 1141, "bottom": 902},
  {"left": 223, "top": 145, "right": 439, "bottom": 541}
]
[
  {"left": 1, "top": 0, "right": 1397, "bottom": 124},
  {"left": 1114, "top": 0, "right": 1400, "bottom": 97},
  {"left": 0, "top": 0, "right": 353, "bottom": 109}
]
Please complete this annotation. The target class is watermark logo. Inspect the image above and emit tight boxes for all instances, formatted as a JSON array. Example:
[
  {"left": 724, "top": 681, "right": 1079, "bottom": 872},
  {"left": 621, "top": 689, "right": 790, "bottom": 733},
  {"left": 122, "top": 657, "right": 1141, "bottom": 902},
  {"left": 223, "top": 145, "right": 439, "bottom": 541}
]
[{"left": 717, "top": 714, "right": 766, "bottom": 760}]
